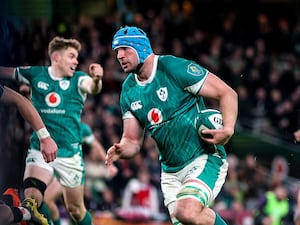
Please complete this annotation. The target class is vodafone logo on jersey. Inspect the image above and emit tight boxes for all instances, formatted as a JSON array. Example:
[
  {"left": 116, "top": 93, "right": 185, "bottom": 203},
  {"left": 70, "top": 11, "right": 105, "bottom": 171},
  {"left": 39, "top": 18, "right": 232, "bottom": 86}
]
[
  {"left": 45, "top": 92, "right": 61, "bottom": 107},
  {"left": 148, "top": 108, "right": 163, "bottom": 125}
]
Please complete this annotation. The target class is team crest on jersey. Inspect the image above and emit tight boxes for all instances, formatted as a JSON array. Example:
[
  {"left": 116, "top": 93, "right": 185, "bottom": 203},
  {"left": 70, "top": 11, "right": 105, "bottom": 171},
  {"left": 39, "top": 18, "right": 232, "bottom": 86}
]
[
  {"left": 187, "top": 63, "right": 205, "bottom": 76},
  {"left": 59, "top": 80, "right": 70, "bottom": 90},
  {"left": 148, "top": 108, "right": 163, "bottom": 125},
  {"left": 45, "top": 92, "right": 61, "bottom": 107},
  {"left": 156, "top": 87, "right": 168, "bottom": 102}
]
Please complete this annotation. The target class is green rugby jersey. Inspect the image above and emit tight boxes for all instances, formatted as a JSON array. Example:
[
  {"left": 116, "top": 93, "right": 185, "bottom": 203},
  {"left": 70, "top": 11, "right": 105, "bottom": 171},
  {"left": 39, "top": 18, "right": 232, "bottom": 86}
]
[
  {"left": 120, "top": 55, "right": 226, "bottom": 172},
  {"left": 80, "top": 122, "right": 94, "bottom": 145},
  {"left": 14, "top": 66, "right": 90, "bottom": 157}
]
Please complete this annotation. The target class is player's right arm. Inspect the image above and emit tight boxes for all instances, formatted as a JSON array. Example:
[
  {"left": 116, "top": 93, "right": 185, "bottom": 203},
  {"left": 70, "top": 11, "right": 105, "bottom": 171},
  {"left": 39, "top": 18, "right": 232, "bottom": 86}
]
[
  {"left": 105, "top": 117, "right": 144, "bottom": 165},
  {"left": 198, "top": 71, "right": 238, "bottom": 146},
  {"left": 1, "top": 85, "right": 57, "bottom": 162}
]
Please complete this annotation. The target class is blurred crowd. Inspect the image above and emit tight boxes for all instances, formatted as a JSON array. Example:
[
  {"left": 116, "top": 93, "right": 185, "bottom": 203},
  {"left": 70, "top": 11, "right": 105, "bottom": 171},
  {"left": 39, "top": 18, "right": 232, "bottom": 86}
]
[{"left": 0, "top": 0, "right": 300, "bottom": 224}]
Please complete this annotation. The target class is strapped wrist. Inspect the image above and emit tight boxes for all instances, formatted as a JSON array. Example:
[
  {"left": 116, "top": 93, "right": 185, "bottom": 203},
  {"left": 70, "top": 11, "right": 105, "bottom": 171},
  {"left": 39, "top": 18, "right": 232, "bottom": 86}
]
[{"left": 36, "top": 128, "right": 50, "bottom": 140}]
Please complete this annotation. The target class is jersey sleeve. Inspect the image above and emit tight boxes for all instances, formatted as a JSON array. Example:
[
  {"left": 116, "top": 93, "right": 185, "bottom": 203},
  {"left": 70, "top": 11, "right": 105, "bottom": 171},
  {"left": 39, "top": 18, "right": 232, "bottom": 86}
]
[
  {"left": 80, "top": 122, "right": 95, "bottom": 145},
  {"left": 120, "top": 88, "right": 135, "bottom": 120},
  {"left": 14, "top": 66, "right": 37, "bottom": 84},
  {"left": 77, "top": 71, "right": 93, "bottom": 98},
  {"left": 77, "top": 71, "right": 91, "bottom": 89},
  {"left": 160, "top": 55, "right": 209, "bottom": 95},
  {"left": 119, "top": 75, "right": 137, "bottom": 120}
]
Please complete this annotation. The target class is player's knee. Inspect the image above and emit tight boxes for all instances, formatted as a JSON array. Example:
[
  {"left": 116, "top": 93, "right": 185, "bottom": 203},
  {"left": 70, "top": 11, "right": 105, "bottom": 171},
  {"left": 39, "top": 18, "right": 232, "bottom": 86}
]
[
  {"left": 24, "top": 177, "right": 47, "bottom": 204},
  {"left": 66, "top": 203, "right": 84, "bottom": 221},
  {"left": 174, "top": 205, "right": 194, "bottom": 224},
  {"left": 174, "top": 199, "right": 209, "bottom": 225},
  {"left": 24, "top": 177, "right": 47, "bottom": 195},
  {"left": 174, "top": 200, "right": 192, "bottom": 223}
]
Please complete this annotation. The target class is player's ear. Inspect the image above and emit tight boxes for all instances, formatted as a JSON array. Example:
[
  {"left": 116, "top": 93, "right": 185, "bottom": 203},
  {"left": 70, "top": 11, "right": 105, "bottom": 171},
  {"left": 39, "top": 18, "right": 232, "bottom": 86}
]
[{"left": 52, "top": 52, "right": 60, "bottom": 63}]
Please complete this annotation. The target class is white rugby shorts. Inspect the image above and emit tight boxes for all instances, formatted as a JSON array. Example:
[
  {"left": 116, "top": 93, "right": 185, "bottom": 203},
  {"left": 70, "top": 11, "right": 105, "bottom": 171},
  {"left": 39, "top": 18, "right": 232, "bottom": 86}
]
[{"left": 26, "top": 149, "right": 85, "bottom": 188}]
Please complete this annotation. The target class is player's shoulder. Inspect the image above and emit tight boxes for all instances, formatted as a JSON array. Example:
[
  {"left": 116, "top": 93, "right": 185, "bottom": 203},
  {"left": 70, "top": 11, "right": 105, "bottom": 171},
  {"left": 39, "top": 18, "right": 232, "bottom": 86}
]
[
  {"left": 121, "top": 73, "right": 135, "bottom": 90},
  {"left": 158, "top": 55, "right": 190, "bottom": 64},
  {"left": 159, "top": 55, "right": 181, "bottom": 64},
  {"left": 74, "top": 70, "right": 88, "bottom": 78},
  {"left": 158, "top": 55, "right": 193, "bottom": 71},
  {"left": 73, "top": 71, "right": 90, "bottom": 85},
  {"left": 18, "top": 65, "right": 47, "bottom": 73},
  {"left": 16, "top": 66, "right": 50, "bottom": 80}
]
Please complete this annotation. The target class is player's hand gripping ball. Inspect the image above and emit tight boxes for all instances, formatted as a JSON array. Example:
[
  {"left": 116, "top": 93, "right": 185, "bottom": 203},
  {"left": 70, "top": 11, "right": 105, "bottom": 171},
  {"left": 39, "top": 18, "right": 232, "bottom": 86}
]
[{"left": 197, "top": 109, "right": 224, "bottom": 139}]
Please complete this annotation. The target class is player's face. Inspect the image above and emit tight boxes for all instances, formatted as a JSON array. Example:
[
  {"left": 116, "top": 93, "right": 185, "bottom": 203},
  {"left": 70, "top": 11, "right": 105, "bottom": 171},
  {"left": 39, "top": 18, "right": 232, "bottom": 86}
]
[
  {"left": 115, "top": 47, "right": 139, "bottom": 73},
  {"left": 57, "top": 47, "right": 79, "bottom": 77}
]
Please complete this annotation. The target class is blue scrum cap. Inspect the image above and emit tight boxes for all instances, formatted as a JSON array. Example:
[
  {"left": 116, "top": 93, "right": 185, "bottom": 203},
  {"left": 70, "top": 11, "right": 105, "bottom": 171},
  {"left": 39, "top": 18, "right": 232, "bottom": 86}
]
[{"left": 112, "top": 26, "right": 153, "bottom": 64}]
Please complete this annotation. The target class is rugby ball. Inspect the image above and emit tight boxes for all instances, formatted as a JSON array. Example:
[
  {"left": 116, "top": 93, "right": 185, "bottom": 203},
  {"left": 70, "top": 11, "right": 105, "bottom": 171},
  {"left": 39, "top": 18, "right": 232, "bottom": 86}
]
[{"left": 198, "top": 109, "right": 223, "bottom": 138}]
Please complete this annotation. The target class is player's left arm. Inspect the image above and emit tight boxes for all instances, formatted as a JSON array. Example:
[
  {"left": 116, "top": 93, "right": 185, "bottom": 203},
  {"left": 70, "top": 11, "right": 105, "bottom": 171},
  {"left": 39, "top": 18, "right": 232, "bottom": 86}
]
[
  {"left": 199, "top": 72, "right": 238, "bottom": 145},
  {"left": 89, "top": 136, "right": 119, "bottom": 177},
  {"left": 1, "top": 86, "right": 58, "bottom": 162},
  {"left": 80, "top": 63, "right": 103, "bottom": 94},
  {"left": 90, "top": 138, "right": 107, "bottom": 161},
  {"left": 105, "top": 117, "right": 145, "bottom": 165}
]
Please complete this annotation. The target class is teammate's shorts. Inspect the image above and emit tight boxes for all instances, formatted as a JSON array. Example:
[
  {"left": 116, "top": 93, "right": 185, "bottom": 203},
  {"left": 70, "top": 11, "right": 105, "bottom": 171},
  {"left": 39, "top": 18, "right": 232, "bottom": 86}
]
[
  {"left": 26, "top": 149, "right": 85, "bottom": 188},
  {"left": 161, "top": 153, "right": 228, "bottom": 214}
]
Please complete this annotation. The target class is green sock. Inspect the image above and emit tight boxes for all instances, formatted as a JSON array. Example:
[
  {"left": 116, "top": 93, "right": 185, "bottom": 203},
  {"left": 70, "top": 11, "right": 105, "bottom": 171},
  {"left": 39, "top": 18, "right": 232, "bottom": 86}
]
[
  {"left": 214, "top": 211, "right": 227, "bottom": 225},
  {"left": 53, "top": 218, "right": 61, "bottom": 225},
  {"left": 77, "top": 211, "right": 93, "bottom": 225},
  {"left": 39, "top": 202, "right": 53, "bottom": 225}
]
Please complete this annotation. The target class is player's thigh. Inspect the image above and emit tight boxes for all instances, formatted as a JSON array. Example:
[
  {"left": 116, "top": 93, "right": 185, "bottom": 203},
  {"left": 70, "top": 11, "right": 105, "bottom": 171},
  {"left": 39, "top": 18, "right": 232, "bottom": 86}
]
[
  {"left": 179, "top": 154, "right": 228, "bottom": 206},
  {"left": 53, "top": 153, "right": 85, "bottom": 188},
  {"left": 162, "top": 154, "right": 228, "bottom": 212},
  {"left": 161, "top": 170, "right": 182, "bottom": 215},
  {"left": 161, "top": 167, "right": 208, "bottom": 220},
  {"left": 62, "top": 185, "right": 85, "bottom": 208},
  {"left": 192, "top": 153, "right": 228, "bottom": 202},
  {"left": 44, "top": 178, "right": 63, "bottom": 203},
  {"left": 23, "top": 149, "right": 54, "bottom": 184}
]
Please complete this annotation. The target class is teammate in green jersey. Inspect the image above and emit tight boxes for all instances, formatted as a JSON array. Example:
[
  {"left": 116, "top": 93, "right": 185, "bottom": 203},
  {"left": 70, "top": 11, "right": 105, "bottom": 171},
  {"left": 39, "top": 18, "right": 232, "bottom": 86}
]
[
  {"left": 0, "top": 36, "right": 103, "bottom": 225},
  {"left": 0, "top": 85, "right": 57, "bottom": 225},
  {"left": 106, "top": 26, "right": 238, "bottom": 225},
  {"left": 44, "top": 122, "right": 118, "bottom": 225}
]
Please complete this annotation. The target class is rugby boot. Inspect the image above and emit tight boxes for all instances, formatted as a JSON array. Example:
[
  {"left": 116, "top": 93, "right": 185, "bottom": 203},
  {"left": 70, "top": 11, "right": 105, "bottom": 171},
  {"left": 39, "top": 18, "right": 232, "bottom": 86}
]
[{"left": 21, "top": 198, "right": 48, "bottom": 225}]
